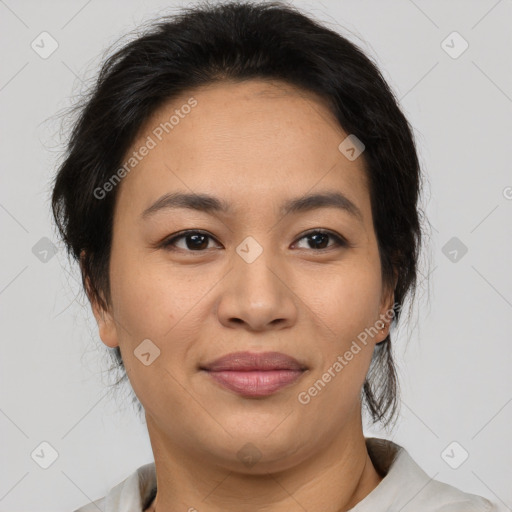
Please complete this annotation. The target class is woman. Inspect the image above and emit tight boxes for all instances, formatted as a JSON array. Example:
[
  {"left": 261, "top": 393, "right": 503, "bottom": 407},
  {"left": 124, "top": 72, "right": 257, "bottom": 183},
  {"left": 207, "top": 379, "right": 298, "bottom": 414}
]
[{"left": 51, "top": 1, "right": 495, "bottom": 510}]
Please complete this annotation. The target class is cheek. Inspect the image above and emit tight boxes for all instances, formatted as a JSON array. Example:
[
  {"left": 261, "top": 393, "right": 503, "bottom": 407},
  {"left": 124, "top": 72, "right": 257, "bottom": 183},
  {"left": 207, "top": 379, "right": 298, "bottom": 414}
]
[
  {"left": 108, "top": 247, "right": 215, "bottom": 399},
  {"left": 295, "top": 265, "right": 380, "bottom": 420},
  {"left": 109, "top": 253, "right": 202, "bottom": 414},
  {"left": 110, "top": 248, "right": 199, "bottom": 340},
  {"left": 301, "top": 259, "right": 383, "bottom": 342},
  {"left": 294, "top": 258, "right": 383, "bottom": 404}
]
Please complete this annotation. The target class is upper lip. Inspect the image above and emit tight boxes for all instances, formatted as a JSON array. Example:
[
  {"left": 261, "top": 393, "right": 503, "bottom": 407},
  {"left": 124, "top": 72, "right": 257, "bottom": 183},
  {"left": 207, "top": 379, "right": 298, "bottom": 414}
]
[{"left": 200, "top": 351, "right": 307, "bottom": 372}]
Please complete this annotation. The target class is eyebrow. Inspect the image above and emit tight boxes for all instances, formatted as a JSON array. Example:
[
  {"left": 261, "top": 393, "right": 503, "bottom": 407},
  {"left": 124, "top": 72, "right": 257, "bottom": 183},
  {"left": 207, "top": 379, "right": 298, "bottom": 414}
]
[{"left": 141, "top": 190, "right": 363, "bottom": 223}]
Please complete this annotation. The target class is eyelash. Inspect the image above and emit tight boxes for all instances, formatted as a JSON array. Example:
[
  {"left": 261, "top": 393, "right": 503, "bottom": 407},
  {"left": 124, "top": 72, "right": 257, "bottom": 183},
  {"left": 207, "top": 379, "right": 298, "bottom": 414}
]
[{"left": 159, "top": 229, "right": 348, "bottom": 252}]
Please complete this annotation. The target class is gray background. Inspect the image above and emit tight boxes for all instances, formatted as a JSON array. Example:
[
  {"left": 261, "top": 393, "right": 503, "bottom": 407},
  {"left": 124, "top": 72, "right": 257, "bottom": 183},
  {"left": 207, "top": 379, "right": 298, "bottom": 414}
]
[{"left": 1, "top": 0, "right": 511, "bottom": 510}]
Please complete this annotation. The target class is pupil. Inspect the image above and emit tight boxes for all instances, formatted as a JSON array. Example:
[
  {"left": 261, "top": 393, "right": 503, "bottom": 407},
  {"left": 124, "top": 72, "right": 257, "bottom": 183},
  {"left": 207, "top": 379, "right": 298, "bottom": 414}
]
[
  {"left": 310, "top": 233, "right": 328, "bottom": 249},
  {"left": 188, "top": 234, "right": 207, "bottom": 250},
  {"left": 183, "top": 233, "right": 330, "bottom": 251}
]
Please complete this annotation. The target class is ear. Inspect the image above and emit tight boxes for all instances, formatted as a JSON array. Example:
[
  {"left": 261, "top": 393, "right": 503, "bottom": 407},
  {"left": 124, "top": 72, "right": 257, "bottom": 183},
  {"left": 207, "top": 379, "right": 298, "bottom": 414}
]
[
  {"left": 80, "top": 251, "right": 119, "bottom": 349},
  {"left": 376, "top": 271, "right": 398, "bottom": 342}
]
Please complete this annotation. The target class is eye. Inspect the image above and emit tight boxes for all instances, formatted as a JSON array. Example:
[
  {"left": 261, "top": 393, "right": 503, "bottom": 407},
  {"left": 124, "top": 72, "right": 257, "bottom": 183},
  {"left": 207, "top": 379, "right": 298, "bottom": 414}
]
[
  {"left": 159, "top": 229, "right": 348, "bottom": 253},
  {"left": 160, "top": 230, "right": 221, "bottom": 252},
  {"left": 292, "top": 229, "right": 347, "bottom": 251}
]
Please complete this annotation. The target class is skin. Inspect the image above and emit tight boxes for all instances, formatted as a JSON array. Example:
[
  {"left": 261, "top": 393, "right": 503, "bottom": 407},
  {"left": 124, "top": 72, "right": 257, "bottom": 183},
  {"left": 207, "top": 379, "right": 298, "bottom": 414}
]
[{"left": 88, "top": 79, "right": 396, "bottom": 512}]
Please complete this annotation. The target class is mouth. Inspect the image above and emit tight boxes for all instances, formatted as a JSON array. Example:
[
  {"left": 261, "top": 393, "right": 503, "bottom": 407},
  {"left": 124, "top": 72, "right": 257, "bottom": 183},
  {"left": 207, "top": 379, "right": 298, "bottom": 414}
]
[{"left": 199, "top": 351, "right": 308, "bottom": 398}]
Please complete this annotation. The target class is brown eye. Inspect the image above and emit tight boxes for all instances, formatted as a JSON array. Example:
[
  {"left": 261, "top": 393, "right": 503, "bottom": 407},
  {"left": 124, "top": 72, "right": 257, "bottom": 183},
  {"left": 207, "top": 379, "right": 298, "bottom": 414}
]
[
  {"left": 161, "top": 231, "right": 220, "bottom": 251},
  {"left": 293, "top": 230, "right": 347, "bottom": 250}
]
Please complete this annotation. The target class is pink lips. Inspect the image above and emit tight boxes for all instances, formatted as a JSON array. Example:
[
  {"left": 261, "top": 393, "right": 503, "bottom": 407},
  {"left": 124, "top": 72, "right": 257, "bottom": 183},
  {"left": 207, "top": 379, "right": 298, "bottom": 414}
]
[{"left": 200, "top": 351, "right": 307, "bottom": 397}]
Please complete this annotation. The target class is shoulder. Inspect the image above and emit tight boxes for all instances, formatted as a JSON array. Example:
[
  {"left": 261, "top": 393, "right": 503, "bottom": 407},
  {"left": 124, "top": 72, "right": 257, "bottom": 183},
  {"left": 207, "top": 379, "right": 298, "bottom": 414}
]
[
  {"left": 419, "top": 477, "right": 496, "bottom": 512},
  {"left": 72, "top": 462, "right": 156, "bottom": 512},
  {"left": 357, "top": 437, "right": 496, "bottom": 512},
  {"left": 73, "top": 496, "right": 106, "bottom": 512}
]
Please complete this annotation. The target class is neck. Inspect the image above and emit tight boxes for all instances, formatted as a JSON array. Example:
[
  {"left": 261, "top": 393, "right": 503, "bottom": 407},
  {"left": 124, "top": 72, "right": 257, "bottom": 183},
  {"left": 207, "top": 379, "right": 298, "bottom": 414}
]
[{"left": 144, "top": 413, "right": 383, "bottom": 512}]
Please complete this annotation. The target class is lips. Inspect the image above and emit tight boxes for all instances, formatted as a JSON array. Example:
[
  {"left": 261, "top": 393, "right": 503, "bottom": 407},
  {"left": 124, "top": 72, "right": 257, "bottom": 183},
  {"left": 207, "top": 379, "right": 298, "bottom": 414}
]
[
  {"left": 201, "top": 351, "right": 307, "bottom": 372},
  {"left": 200, "top": 351, "right": 308, "bottom": 397}
]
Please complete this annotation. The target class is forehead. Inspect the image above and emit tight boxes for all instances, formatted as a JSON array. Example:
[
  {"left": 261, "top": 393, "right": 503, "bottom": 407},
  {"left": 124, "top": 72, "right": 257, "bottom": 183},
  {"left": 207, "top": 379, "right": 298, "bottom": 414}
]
[{"left": 115, "top": 79, "right": 370, "bottom": 219}]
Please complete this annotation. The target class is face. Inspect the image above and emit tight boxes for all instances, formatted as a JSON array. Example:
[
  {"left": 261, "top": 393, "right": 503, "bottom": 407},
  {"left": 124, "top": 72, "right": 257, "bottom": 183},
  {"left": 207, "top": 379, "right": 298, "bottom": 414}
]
[{"left": 90, "top": 79, "right": 395, "bottom": 473}]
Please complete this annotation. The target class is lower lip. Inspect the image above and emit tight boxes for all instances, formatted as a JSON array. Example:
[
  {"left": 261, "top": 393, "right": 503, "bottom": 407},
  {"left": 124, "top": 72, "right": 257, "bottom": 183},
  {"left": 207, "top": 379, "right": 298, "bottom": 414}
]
[{"left": 204, "top": 370, "right": 305, "bottom": 397}]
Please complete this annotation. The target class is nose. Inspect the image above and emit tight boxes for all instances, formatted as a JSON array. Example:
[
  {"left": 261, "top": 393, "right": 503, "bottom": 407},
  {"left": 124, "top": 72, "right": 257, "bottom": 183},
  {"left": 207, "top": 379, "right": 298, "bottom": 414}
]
[{"left": 215, "top": 244, "right": 298, "bottom": 332}]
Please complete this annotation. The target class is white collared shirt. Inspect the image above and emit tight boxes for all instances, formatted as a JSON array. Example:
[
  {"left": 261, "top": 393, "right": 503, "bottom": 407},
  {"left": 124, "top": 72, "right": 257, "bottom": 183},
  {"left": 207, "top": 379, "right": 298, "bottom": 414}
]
[{"left": 74, "top": 437, "right": 495, "bottom": 511}]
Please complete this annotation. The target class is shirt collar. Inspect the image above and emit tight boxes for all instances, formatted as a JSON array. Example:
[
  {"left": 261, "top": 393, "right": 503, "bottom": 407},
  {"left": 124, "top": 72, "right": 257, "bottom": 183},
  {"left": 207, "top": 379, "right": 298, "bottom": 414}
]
[
  {"left": 112, "top": 437, "right": 403, "bottom": 510},
  {"left": 96, "top": 437, "right": 492, "bottom": 512}
]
